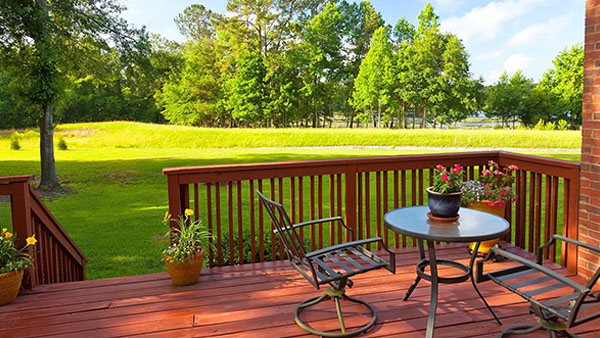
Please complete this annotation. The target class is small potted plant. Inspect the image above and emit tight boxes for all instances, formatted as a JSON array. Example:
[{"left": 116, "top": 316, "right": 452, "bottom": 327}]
[
  {"left": 163, "top": 209, "right": 212, "bottom": 286},
  {"left": 427, "top": 164, "right": 464, "bottom": 219},
  {"left": 0, "top": 228, "right": 37, "bottom": 305},
  {"left": 462, "top": 160, "right": 518, "bottom": 254}
]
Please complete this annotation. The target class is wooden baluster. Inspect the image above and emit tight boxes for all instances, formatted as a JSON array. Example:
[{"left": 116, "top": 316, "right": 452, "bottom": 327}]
[
  {"left": 270, "top": 178, "right": 276, "bottom": 259},
  {"left": 411, "top": 169, "right": 417, "bottom": 246},
  {"left": 535, "top": 173, "right": 542, "bottom": 251},
  {"left": 528, "top": 172, "right": 536, "bottom": 252},
  {"left": 298, "top": 177, "right": 304, "bottom": 242},
  {"left": 206, "top": 184, "right": 214, "bottom": 267},
  {"left": 544, "top": 175, "right": 552, "bottom": 260},
  {"left": 318, "top": 175, "right": 324, "bottom": 249},
  {"left": 365, "top": 172, "right": 371, "bottom": 250},
  {"left": 237, "top": 181, "right": 243, "bottom": 264},
  {"left": 550, "top": 176, "right": 559, "bottom": 263},
  {"left": 290, "top": 176, "right": 296, "bottom": 233},
  {"left": 249, "top": 180, "right": 255, "bottom": 263},
  {"left": 336, "top": 173, "right": 343, "bottom": 244},
  {"left": 357, "top": 172, "right": 363, "bottom": 241},
  {"left": 215, "top": 183, "right": 223, "bottom": 266},
  {"left": 193, "top": 184, "right": 199, "bottom": 222},
  {"left": 418, "top": 169, "right": 424, "bottom": 206},
  {"left": 519, "top": 171, "right": 527, "bottom": 250},
  {"left": 258, "top": 179, "right": 265, "bottom": 262},
  {"left": 376, "top": 172, "right": 382, "bottom": 250},
  {"left": 228, "top": 182, "right": 234, "bottom": 264},
  {"left": 310, "top": 176, "right": 316, "bottom": 251},
  {"left": 278, "top": 177, "right": 285, "bottom": 259},
  {"left": 383, "top": 171, "right": 389, "bottom": 247},
  {"left": 393, "top": 170, "right": 399, "bottom": 248},
  {"left": 401, "top": 170, "right": 407, "bottom": 247},
  {"left": 329, "top": 174, "right": 335, "bottom": 246}
]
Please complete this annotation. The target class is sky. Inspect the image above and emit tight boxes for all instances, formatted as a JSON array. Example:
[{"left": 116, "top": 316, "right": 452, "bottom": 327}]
[{"left": 120, "top": 0, "right": 585, "bottom": 84}]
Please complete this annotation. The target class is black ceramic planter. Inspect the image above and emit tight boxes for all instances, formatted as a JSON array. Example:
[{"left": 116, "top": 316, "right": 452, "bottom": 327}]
[{"left": 426, "top": 187, "right": 462, "bottom": 218}]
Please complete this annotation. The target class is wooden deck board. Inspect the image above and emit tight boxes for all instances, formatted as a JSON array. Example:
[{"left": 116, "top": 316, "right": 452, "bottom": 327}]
[{"left": 1, "top": 243, "right": 596, "bottom": 338}]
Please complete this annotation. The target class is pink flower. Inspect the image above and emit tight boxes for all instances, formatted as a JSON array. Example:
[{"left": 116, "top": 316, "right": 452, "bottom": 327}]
[
  {"left": 481, "top": 169, "right": 491, "bottom": 176},
  {"left": 493, "top": 170, "right": 501, "bottom": 175},
  {"left": 436, "top": 164, "right": 445, "bottom": 170},
  {"left": 487, "top": 201, "right": 496, "bottom": 207},
  {"left": 446, "top": 181, "right": 451, "bottom": 185},
  {"left": 497, "top": 201, "right": 505, "bottom": 207},
  {"left": 452, "top": 167, "right": 460, "bottom": 174},
  {"left": 509, "top": 164, "right": 518, "bottom": 170},
  {"left": 483, "top": 190, "right": 492, "bottom": 194},
  {"left": 441, "top": 172, "right": 449, "bottom": 181},
  {"left": 454, "top": 164, "right": 463, "bottom": 171}
]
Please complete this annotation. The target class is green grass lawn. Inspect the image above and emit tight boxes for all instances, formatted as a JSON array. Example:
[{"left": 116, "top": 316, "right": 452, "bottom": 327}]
[{"left": 0, "top": 122, "right": 582, "bottom": 279}]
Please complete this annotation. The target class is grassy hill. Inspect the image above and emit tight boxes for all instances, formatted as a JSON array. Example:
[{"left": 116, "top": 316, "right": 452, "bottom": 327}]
[
  {"left": 0, "top": 121, "right": 582, "bottom": 150},
  {"left": 0, "top": 122, "right": 583, "bottom": 279}
]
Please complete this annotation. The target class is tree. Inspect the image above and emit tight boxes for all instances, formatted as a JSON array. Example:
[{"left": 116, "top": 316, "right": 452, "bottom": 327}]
[
  {"left": 538, "top": 44, "right": 583, "bottom": 127},
  {"left": 175, "top": 4, "right": 220, "bottom": 41},
  {"left": 0, "top": 0, "right": 144, "bottom": 188},
  {"left": 224, "top": 49, "right": 267, "bottom": 126},
  {"left": 485, "top": 71, "right": 533, "bottom": 127},
  {"left": 351, "top": 27, "right": 394, "bottom": 127}
]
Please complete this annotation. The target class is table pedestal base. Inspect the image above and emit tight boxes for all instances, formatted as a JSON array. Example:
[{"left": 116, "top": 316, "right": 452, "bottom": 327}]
[{"left": 404, "top": 240, "right": 501, "bottom": 338}]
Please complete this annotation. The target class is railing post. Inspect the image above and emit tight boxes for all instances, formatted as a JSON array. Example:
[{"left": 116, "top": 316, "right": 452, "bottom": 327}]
[
  {"left": 10, "top": 179, "right": 36, "bottom": 289},
  {"left": 564, "top": 177, "right": 580, "bottom": 274},
  {"left": 167, "top": 175, "right": 183, "bottom": 230},
  {"left": 345, "top": 165, "right": 357, "bottom": 241}
]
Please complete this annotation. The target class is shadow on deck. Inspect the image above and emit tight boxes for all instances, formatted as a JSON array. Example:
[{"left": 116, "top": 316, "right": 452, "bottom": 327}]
[{"left": 1, "top": 243, "right": 597, "bottom": 338}]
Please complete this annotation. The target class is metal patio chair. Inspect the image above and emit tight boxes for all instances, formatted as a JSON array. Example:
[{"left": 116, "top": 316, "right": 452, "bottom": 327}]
[
  {"left": 477, "top": 235, "right": 600, "bottom": 337},
  {"left": 257, "top": 191, "right": 396, "bottom": 337}
]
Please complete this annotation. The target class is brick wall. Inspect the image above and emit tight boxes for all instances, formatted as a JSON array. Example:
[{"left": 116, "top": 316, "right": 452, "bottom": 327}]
[{"left": 580, "top": 0, "right": 600, "bottom": 279}]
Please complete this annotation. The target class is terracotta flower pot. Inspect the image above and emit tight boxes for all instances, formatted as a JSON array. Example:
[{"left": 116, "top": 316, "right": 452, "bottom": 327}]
[
  {"left": 426, "top": 187, "right": 463, "bottom": 218},
  {"left": 0, "top": 270, "right": 24, "bottom": 306},
  {"left": 467, "top": 201, "right": 506, "bottom": 254},
  {"left": 164, "top": 249, "right": 205, "bottom": 286}
]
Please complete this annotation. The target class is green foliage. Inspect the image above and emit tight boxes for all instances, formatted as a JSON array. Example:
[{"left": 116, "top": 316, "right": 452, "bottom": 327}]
[
  {"left": 57, "top": 137, "right": 67, "bottom": 150},
  {"left": 224, "top": 49, "right": 267, "bottom": 126},
  {"left": 163, "top": 211, "right": 213, "bottom": 264},
  {"left": 558, "top": 119, "right": 568, "bottom": 131},
  {"left": 431, "top": 164, "right": 463, "bottom": 194},
  {"left": 485, "top": 71, "right": 534, "bottom": 128},
  {"left": 10, "top": 132, "right": 21, "bottom": 150},
  {"left": 534, "top": 119, "right": 546, "bottom": 130},
  {"left": 0, "top": 229, "right": 34, "bottom": 274}
]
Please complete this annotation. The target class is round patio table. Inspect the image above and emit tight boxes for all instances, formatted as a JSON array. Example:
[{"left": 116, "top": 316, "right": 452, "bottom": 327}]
[{"left": 384, "top": 206, "right": 510, "bottom": 338}]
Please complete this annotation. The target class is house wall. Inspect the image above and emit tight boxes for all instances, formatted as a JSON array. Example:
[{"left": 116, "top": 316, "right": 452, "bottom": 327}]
[{"left": 580, "top": 0, "right": 600, "bottom": 278}]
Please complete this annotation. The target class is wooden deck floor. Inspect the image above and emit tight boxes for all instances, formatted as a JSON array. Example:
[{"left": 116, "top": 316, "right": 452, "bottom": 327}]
[{"left": 1, "top": 243, "right": 599, "bottom": 338}]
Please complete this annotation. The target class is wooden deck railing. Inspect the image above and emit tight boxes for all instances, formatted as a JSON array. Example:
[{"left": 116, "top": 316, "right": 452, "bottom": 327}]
[
  {"left": 163, "top": 151, "right": 580, "bottom": 273},
  {"left": 0, "top": 176, "right": 87, "bottom": 289}
]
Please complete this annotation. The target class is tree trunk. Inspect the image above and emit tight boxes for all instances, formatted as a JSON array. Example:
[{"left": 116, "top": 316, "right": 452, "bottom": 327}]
[
  {"left": 421, "top": 106, "right": 426, "bottom": 128},
  {"left": 39, "top": 102, "right": 59, "bottom": 188}
]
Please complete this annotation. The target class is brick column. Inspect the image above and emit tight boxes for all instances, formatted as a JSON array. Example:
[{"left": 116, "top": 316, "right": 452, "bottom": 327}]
[{"left": 580, "top": 0, "right": 600, "bottom": 279}]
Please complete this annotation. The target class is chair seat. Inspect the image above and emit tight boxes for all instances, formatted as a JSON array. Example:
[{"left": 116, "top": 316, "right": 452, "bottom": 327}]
[{"left": 306, "top": 245, "right": 389, "bottom": 285}]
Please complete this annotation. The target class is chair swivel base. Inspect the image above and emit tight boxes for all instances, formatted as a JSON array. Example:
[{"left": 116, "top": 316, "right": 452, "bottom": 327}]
[
  {"left": 294, "top": 287, "right": 377, "bottom": 337},
  {"left": 498, "top": 318, "right": 580, "bottom": 338}
]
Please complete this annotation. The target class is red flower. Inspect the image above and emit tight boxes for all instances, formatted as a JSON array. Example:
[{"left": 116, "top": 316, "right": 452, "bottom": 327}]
[
  {"left": 441, "top": 172, "right": 449, "bottom": 181},
  {"left": 498, "top": 201, "right": 506, "bottom": 207},
  {"left": 483, "top": 190, "right": 492, "bottom": 194},
  {"left": 452, "top": 167, "right": 460, "bottom": 174},
  {"left": 454, "top": 164, "right": 463, "bottom": 171},
  {"left": 446, "top": 181, "right": 451, "bottom": 185},
  {"left": 483, "top": 183, "right": 492, "bottom": 187},
  {"left": 487, "top": 201, "right": 496, "bottom": 207},
  {"left": 436, "top": 164, "right": 446, "bottom": 170}
]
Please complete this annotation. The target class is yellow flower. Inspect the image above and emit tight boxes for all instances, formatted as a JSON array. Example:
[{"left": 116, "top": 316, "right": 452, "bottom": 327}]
[
  {"left": 184, "top": 209, "right": 194, "bottom": 217},
  {"left": 26, "top": 235, "right": 37, "bottom": 246},
  {"left": 163, "top": 211, "right": 171, "bottom": 221},
  {"left": 2, "top": 228, "right": 6, "bottom": 233},
  {"left": 5, "top": 232, "right": 13, "bottom": 239}
]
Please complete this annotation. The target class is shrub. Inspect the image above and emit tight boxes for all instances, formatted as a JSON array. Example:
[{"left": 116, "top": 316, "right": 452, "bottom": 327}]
[
  {"left": 211, "top": 229, "right": 312, "bottom": 266},
  {"left": 558, "top": 119, "right": 568, "bottom": 131},
  {"left": 57, "top": 137, "right": 68, "bottom": 150},
  {"left": 534, "top": 119, "right": 545, "bottom": 130},
  {"left": 544, "top": 122, "right": 556, "bottom": 131},
  {"left": 10, "top": 132, "right": 21, "bottom": 150}
]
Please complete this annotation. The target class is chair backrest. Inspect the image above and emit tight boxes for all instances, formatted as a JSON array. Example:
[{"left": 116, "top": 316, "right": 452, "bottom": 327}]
[{"left": 256, "top": 190, "right": 306, "bottom": 262}]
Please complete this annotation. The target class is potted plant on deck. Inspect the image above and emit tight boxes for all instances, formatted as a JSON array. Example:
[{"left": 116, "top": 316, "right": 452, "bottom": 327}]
[
  {"left": 462, "top": 160, "right": 518, "bottom": 254},
  {"left": 427, "top": 164, "right": 464, "bottom": 219},
  {"left": 0, "top": 228, "right": 37, "bottom": 305},
  {"left": 163, "top": 209, "right": 213, "bottom": 286}
]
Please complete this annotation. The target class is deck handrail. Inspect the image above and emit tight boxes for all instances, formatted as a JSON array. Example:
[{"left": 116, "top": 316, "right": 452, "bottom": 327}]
[
  {"left": 1, "top": 176, "right": 86, "bottom": 289},
  {"left": 163, "top": 151, "right": 580, "bottom": 273}
]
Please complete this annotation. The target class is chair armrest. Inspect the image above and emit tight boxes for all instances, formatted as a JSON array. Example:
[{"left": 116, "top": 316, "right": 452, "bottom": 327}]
[
  {"left": 491, "top": 247, "right": 589, "bottom": 293},
  {"left": 536, "top": 235, "right": 600, "bottom": 265},
  {"left": 276, "top": 216, "right": 354, "bottom": 241}
]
